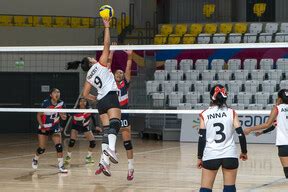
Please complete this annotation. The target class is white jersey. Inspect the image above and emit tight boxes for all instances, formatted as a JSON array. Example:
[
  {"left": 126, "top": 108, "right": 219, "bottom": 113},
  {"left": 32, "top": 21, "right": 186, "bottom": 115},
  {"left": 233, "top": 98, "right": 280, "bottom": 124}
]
[
  {"left": 86, "top": 63, "right": 118, "bottom": 100},
  {"left": 200, "top": 106, "right": 237, "bottom": 161},
  {"left": 276, "top": 104, "right": 288, "bottom": 146}
]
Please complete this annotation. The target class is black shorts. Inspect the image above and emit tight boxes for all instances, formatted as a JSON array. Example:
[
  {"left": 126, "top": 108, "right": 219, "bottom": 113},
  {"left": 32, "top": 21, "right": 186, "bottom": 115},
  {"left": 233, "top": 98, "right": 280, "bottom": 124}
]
[
  {"left": 278, "top": 145, "right": 288, "bottom": 157},
  {"left": 97, "top": 91, "right": 120, "bottom": 115},
  {"left": 38, "top": 127, "right": 61, "bottom": 136},
  {"left": 202, "top": 158, "right": 239, "bottom": 170},
  {"left": 71, "top": 124, "right": 91, "bottom": 133},
  {"left": 121, "top": 113, "right": 130, "bottom": 128}
]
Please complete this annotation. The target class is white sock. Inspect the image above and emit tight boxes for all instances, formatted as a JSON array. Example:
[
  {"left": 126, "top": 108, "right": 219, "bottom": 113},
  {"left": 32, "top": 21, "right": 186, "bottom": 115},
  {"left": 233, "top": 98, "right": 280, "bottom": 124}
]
[
  {"left": 67, "top": 152, "right": 72, "bottom": 158},
  {"left": 34, "top": 155, "right": 39, "bottom": 161},
  {"left": 101, "top": 143, "right": 110, "bottom": 164},
  {"left": 128, "top": 159, "right": 134, "bottom": 170},
  {"left": 87, "top": 151, "right": 92, "bottom": 157},
  {"left": 58, "top": 158, "right": 64, "bottom": 167},
  {"left": 108, "top": 134, "right": 117, "bottom": 151}
]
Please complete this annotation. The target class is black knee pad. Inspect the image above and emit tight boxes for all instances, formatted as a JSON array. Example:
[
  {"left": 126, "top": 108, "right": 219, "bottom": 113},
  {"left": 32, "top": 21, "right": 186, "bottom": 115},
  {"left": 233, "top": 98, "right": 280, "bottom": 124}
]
[
  {"left": 124, "top": 140, "right": 133, "bottom": 150},
  {"left": 37, "top": 147, "right": 45, "bottom": 155},
  {"left": 55, "top": 144, "right": 63, "bottom": 153},
  {"left": 89, "top": 140, "right": 96, "bottom": 148},
  {"left": 284, "top": 167, "right": 288, "bottom": 178},
  {"left": 68, "top": 139, "right": 76, "bottom": 148},
  {"left": 102, "top": 126, "right": 109, "bottom": 144},
  {"left": 108, "top": 118, "right": 121, "bottom": 135}
]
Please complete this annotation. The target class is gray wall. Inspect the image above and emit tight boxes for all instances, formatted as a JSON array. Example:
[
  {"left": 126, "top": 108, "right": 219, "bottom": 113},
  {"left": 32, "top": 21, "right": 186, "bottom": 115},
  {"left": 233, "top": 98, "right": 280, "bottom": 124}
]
[
  {"left": 276, "top": 0, "right": 288, "bottom": 22},
  {"left": 132, "top": 0, "right": 157, "bottom": 27}
]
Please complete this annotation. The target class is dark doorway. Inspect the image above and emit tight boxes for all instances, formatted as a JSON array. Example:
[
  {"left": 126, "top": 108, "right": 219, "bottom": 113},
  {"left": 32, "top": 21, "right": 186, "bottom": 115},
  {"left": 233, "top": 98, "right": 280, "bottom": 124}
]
[{"left": 246, "top": 0, "right": 275, "bottom": 22}]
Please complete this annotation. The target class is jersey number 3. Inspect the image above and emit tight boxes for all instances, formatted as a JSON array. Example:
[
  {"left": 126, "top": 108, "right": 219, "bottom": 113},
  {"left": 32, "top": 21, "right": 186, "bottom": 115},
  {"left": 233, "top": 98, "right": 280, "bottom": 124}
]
[
  {"left": 214, "top": 123, "right": 226, "bottom": 143},
  {"left": 94, "top": 76, "right": 103, "bottom": 88}
]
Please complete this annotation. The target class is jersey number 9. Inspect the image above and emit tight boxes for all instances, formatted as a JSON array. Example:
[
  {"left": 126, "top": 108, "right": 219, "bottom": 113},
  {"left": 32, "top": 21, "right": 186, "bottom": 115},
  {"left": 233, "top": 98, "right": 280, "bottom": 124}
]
[{"left": 94, "top": 76, "right": 103, "bottom": 88}]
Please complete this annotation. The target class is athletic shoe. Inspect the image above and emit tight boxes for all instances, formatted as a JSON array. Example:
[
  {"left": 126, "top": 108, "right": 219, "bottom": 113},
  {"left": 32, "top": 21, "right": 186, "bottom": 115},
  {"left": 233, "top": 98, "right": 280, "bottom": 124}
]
[
  {"left": 127, "top": 169, "right": 134, "bottom": 181},
  {"left": 64, "top": 156, "right": 71, "bottom": 166},
  {"left": 32, "top": 158, "right": 38, "bottom": 169},
  {"left": 99, "top": 161, "right": 111, "bottom": 177},
  {"left": 85, "top": 156, "right": 95, "bottom": 164},
  {"left": 103, "top": 148, "right": 118, "bottom": 164},
  {"left": 95, "top": 164, "right": 103, "bottom": 175},
  {"left": 58, "top": 165, "right": 68, "bottom": 173}
]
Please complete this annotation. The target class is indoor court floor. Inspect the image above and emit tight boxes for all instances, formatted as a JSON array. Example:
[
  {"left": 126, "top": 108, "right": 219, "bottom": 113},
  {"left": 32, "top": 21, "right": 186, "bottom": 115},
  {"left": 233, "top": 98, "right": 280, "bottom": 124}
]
[{"left": 0, "top": 134, "right": 287, "bottom": 192}]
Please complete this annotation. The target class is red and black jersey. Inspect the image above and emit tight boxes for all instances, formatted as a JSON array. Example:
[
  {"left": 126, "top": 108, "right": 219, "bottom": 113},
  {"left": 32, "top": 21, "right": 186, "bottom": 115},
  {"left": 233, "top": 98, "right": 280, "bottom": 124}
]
[{"left": 117, "top": 78, "right": 129, "bottom": 108}]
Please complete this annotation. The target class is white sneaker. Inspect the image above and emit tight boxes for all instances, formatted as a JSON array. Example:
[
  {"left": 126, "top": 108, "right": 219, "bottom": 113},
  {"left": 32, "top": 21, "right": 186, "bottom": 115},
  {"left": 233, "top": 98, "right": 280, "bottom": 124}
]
[
  {"left": 103, "top": 148, "right": 118, "bottom": 164},
  {"left": 58, "top": 165, "right": 68, "bottom": 173},
  {"left": 32, "top": 158, "right": 38, "bottom": 170}
]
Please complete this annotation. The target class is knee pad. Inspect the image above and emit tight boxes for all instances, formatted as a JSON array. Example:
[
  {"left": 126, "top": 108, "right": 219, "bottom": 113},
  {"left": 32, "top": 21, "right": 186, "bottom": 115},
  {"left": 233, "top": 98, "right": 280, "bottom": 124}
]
[
  {"left": 108, "top": 118, "right": 121, "bottom": 135},
  {"left": 55, "top": 144, "right": 63, "bottom": 153},
  {"left": 199, "top": 188, "right": 212, "bottom": 192},
  {"left": 102, "top": 127, "right": 109, "bottom": 144},
  {"left": 223, "top": 185, "right": 236, "bottom": 192},
  {"left": 68, "top": 139, "right": 76, "bottom": 148},
  {"left": 284, "top": 167, "right": 288, "bottom": 178},
  {"left": 124, "top": 140, "right": 133, "bottom": 150},
  {"left": 89, "top": 140, "right": 96, "bottom": 148},
  {"left": 37, "top": 147, "right": 45, "bottom": 155}
]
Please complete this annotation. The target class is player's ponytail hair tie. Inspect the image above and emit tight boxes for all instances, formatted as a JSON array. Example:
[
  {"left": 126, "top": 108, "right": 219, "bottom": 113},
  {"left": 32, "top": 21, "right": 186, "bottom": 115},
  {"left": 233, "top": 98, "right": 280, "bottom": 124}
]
[
  {"left": 66, "top": 61, "right": 81, "bottom": 70},
  {"left": 212, "top": 86, "right": 227, "bottom": 101}
]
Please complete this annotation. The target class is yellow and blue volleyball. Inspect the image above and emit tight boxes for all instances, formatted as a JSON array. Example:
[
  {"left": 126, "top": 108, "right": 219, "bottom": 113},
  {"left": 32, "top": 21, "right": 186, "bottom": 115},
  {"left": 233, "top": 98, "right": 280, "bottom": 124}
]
[{"left": 99, "top": 5, "right": 114, "bottom": 19}]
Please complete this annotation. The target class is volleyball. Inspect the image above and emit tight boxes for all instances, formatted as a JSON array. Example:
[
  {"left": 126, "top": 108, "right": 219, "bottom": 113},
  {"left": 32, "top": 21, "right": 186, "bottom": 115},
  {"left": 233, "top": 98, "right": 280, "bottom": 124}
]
[{"left": 99, "top": 5, "right": 114, "bottom": 19}]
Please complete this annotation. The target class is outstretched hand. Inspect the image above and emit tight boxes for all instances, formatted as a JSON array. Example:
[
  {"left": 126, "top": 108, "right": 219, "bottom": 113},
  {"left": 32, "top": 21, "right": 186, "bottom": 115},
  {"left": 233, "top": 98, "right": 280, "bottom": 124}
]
[
  {"left": 244, "top": 128, "right": 252, "bottom": 135},
  {"left": 102, "top": 18, "right": 110, "bottom": 28}
]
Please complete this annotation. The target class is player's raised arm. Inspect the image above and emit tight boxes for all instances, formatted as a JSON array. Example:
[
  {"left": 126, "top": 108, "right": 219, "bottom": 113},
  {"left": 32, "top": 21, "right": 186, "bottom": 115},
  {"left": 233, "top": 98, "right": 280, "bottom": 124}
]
[
  {"left": 124, "top": 50, "right": 133, "bottom": 82},
  {"left": 99, "top": 18, "right": 111, "bottom": 67}
]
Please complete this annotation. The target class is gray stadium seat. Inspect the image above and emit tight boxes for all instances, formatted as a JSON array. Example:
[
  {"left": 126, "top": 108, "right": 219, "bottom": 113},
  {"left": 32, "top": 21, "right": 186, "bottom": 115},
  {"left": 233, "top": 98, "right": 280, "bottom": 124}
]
[
  {"left": 194, "top": 103, "right": 209, "bottom": 110},
  {"left": 169, "top": 92, "right": 184, "bottom": 107},
  {"left": 152, "top": 92, "right": 165, "bottom": 107},
  {"left": 162, "top": 81, "right": 176, "bottom": 94},
  {"left": 264, "top": 23, "right": 279, "bottom": 34},
  {"left": 262, "top": 80, "right": 277, "bottom": 93},
  {"left": 177, "top": 81, "right": 192, "bottom": 94},
  {"left": 276, "top": 58, "right": 288, "bottom": 71},
  {"left": 255, "top": 92, "right": 270, "bottom": 105},
  {"left": 230, "top": 103, "right": 245, "bottom": 110},
  {"left": 234, "top": 70, "right": 249, "bottom": 81},
  {"left": 202, "top": 70, "right": 216, "bottom": 81},
  {"left": 154, "top": 70, "right": 167, "bottom": 81},
  {"left": 228, "top": 33, "right": 242, "bottom": 43},
  {"left": 169, "top": 70, "right": 183, "bottom": 81},
  {"left": 185, "top": 70, "right": 199, "bottom": 81},
  {"left": 267, "top": 69, "right": 282, "bottom": 81},
  {"left": 247, "top": 104, "right": 264, "bottom": 110},
  {"left": 164, "top": 59, "right": 177, "bottom": 72},
  {"left": 195, "top": 59, "right": 209, "bottom": 71},
  {"left": 218, "top": 70, "right": 232, "bottom": 81},
  {"left": 212, "top": 34, "right": 226, "bottom": 44},
  {"left": 243, "top": 33, "right": 257, "bottom": 43},
  {"left": 251, "top": 70, "right": 265, "bottom": 81},
  {"left": 228, "top": 59, "right": 241, "bottom": 71},
  {"left": 197, "top": 34, "right": 211, "bottom": 44},
  {"left": 259, "top": 33, "right": 273, "bottom": 43},
  {"left": 280, "top": 80, "right": 288, "bottom": 89},
  {"left": 260, "top": 58, "right": 274, "bottom": 70},
  {"left": 195, "top": 81, "right": 209, "bottom": 93},
  {"left": 179, "top": 59, "right": 193, "bottom": 71},
  {"left": 243, "top": 59, "right": 257, "bottom": 71},
  {"left": 202, "top": 92, "right": 211, "bottom": 104},
  {"left": 146, "top": 81, "right": 159, "bottom": 94},
  {"left": 244, "top": 80, "right": 259, "bottom": 94},
  {"left": 186, "top": 92, "right": 200, "bottom": 104},
  {"left": 227, "top": 80, "right": 242, "bottom": 93},
  {"left": 238, "top": 92, "right": 252, "bottom": 105},
  {"left": 211, "top": 59, "right": 225, "bottom": 71}
]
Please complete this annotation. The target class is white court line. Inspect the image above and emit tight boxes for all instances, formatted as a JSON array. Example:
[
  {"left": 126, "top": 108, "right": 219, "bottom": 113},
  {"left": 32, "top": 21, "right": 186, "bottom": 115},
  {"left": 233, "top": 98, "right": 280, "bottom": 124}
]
[{"left": 0, "top": 146, "right": 180, "bottom": 161}]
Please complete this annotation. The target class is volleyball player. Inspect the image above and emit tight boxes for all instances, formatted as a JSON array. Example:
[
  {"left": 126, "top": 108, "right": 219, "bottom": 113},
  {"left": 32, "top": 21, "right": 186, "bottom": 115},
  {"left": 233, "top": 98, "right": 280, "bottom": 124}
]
[
  {"left": 66, "top": 18, "right": 121, "bottom": 177},
  {"left": 95, "top": 48, "right": 134, "bottom": 180},
  {"left": 64, "top": 97, "right": 98, "bottom": 165},
  {"left": 197, "top": 85, "right": 248, "bottom": 192},
  {"left": 245, "top": 89, "right": 288, "bottom": 179},
  {"left": 32, "top": 88, "right": 68, "bottom": 173}
]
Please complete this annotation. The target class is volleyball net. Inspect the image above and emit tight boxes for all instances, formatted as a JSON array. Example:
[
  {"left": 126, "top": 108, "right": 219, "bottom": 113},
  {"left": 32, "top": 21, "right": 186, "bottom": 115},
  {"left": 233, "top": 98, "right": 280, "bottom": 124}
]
[{"left": 0, "top": 43, "right": 286, "bottom": 141}]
